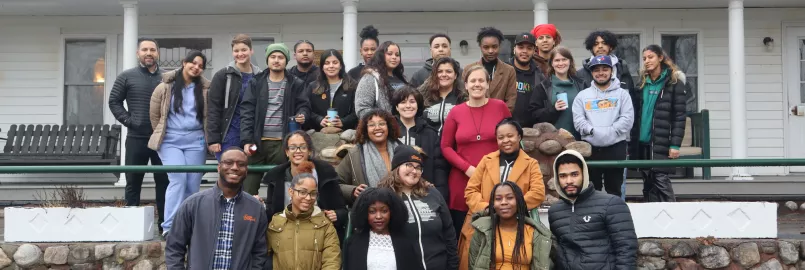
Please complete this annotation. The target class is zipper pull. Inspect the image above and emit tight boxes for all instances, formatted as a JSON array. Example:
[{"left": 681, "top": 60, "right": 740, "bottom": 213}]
[{"left": 572, "top": 203, "right": 575, "bottom": 213}]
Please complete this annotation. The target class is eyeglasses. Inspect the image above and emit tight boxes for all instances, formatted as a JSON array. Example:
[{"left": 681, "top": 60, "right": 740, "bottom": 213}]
[
  {"left": 293, "top": 188, "right": 318, "bottom": 199},
  {"left": 403, "top": 163, "right": 423, "bottom": 173},
  {"left": 288, "top": 145, "right": 309, "bottom": 152},
  {"left": 220, "top": 160, "right": 247, "bottom": 168},
  {"left": 367, "top": 122, "right": 387, "bottom": 128}
]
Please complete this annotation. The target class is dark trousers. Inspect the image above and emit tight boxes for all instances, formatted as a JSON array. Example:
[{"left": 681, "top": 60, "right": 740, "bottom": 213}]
[
  {"left": 638, "top": 144, "right": 677, "bottom": 202},
  {"left": 449, "top": 209, "right": 466, "bottom": 243},
  {"left": 588, "top": 141, "right": 627, "bottom": 197},
  {"left": 244, "top": 140, "right": 287, "bottom": 195},
  {"left": 124, "top": 137, "right": 170, "bottom": 231}
]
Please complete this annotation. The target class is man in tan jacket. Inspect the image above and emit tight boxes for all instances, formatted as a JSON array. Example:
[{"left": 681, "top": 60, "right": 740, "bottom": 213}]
[{"left": 464, "top": 26, "right": 518, "bottom": 113}]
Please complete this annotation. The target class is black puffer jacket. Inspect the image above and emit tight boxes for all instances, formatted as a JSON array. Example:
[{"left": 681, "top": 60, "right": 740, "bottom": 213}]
[
  {"left": 397, "top": 117, "right": 451, "bottom": 201},
  {"left": 305, "top": 77, "right": 358, "bottom": 131},
  {"left": 577, "top": 57, "right": 635, "bottom": 92},
  {"left": 629, "top": 69, "right": 688, "bottom": 162},
  {"left": 549, "top": 150, "right": 638, "bottom": 270},
  {"left": 262, "top": 159, "right": 348, "bottom": 241},
  {"left": 108, "top": 66, "right": 163, "bottom": 138}
]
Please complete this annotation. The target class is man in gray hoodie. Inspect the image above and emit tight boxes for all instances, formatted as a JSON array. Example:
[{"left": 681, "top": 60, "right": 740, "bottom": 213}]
[{"left": 572, "top": 55, "right": 634, "bottom": 198}]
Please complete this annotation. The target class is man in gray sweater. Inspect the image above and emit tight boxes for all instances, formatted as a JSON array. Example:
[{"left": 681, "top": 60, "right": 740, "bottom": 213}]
[
  {"left": 165, "top": 148, "right": 268, "bottom": 269},
  {"left": 572, "top": 55, "right": 634, "bottom": 198}
]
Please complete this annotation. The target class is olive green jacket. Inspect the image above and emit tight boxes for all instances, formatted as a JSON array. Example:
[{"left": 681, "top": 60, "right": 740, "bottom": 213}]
[
  {"left": 268, "top": 206, "right": 341, "bottom": 270},
  {"left": 468, "top": 215, "right": 553, "bottom": 270}
]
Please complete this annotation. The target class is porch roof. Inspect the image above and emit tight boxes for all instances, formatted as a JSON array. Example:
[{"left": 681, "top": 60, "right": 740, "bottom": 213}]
[{"left": 0, "top": 0, "right": 803, "bottom": 16}]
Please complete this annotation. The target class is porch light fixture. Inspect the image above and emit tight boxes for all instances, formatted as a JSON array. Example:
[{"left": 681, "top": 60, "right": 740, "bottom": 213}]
[
  {"left": 762, "top": 37, "right": 774, "bottom": 48},
  {"left": 459, "top": 40, "right": 469, "bottom": 56}
]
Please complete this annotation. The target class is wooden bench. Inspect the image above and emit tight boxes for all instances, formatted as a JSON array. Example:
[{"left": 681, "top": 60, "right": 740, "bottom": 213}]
[
  {"left": 0, "top": 124, "right": 122, "bottom": 166},
  {"left": 678, "top": 109, "right": 711, "bottom": 179}
]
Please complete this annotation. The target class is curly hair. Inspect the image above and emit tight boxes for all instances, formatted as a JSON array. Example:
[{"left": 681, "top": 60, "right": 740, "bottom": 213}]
[
  {"left": 584, "top": 30, "right": 618, "bottom": 54},
  {"left": 420, "top": 57, "right": 467, "bottom": 107},
  {"left": 350, "top": 187, "right": 409, "bottom": 234},
  {"left": 391, "top": 86, "right": 424, "bottom": 118},
  {"left": 487, "top": 182, "right": 529, "bottom": 270},
  {"left": 354, "top": 109, "right": 401, "bottom": 145},
  {"left": 359, "top": 25, "right": 380, "bottom": 47},
  {"left": 477, "top": 26, "right": 504, "bottom": 45},
  {"left": 378, "top": 166, "right": 430, "bottom": 198}
]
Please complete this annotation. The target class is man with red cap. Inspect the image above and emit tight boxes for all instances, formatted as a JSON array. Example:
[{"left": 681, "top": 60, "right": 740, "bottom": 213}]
[{"left": 531, "top": 24, "right": 562, "bottom": 76}]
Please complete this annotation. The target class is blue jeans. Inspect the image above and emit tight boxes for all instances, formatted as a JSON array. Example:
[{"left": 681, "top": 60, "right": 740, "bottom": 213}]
[
  {"left": 621, "top": 168, "right": 627, "bottom": 200},
  {"left": 215, "top": 127, "right": 242, "bottom": 160},
  {"left": 159, "top": 131, "right": 207, "bottom": 232}
]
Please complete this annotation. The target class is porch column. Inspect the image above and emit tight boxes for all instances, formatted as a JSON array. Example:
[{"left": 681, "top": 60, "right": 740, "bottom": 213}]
[
  {"left": 728, "top": 0, "right": 753, "bottom": 180},
  {"left": 341, "top": 0, "right": 359, "bottom": 70},
  {"left": 116, "top": 1, "right": 139, "bottom": 186},
  {"left": 533, "top": 0, "right": 549, "bottom": 26}
]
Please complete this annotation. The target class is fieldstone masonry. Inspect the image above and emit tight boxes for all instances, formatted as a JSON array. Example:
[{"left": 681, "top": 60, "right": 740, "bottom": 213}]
[
  {"left": 0, "top": 239, "right": 801, "bottom": 269},
  {"left": 0, "top": 242, "right": 166, "bottom": 269}
]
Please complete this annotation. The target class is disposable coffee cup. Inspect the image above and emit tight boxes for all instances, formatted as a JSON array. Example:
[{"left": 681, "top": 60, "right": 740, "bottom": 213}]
[
  {"left": 557, "top": 92, "right": 568, "bottom": 104},
  {"left": 327, "top": 109, "right": 338, "bottom": 120}
]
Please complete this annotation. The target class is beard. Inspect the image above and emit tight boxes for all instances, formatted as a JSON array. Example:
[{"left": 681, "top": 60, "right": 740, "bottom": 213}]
[
  {"left": 515, "top": 58, "right": 531, "bottom": 68},
  {"left": 139, "top": 58, "right": 156, "bottom": 68},
  {"left": 594, "top": 77, "right": 611, "bottom": 87},
  {"left": 297, "top": 61, "right": 313, "bottom": 69},
  {"left": 562, "top": 185, "right": 580, "bottom": 198},
  {"left": 218, "top": 172, "right": 244, "bottom": 189}
]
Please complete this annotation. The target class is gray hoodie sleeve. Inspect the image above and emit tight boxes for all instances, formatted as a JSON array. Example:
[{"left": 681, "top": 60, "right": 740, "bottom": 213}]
[
  {"left": 354, "top": 74, "right": 379, "bottom": 118},
  {"left": 612, "top": 90, "right": 635, "bottom": 137},
  {"left": 572, "top": 92, "right": 594, "bottom": 136}
]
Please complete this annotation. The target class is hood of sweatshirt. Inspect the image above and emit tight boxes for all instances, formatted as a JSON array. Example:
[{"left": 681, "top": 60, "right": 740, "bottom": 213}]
[
  {"left": 552, "top": 150, "right": 591, "bottom": 202},
  {"left": 423, "top": 58, "right": 434, "bottom": 72},
  {"left": 573, "top": 76, "right": 634, "bottom": 147}
]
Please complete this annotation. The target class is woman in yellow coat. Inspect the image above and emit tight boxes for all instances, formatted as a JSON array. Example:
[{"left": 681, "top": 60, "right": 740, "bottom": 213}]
[{"left": 458, "top": 118, "right": 546, "bottom": 270}]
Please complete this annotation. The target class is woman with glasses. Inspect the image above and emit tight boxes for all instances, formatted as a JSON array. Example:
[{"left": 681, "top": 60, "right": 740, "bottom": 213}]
[
  {"left": 268, "top": 161, "right": 341, "bottom": 270},
  {"left": 262, "top": 130, "right": 348, "bottom": 240},
  {"left": 337, "top": 108, "right": 401, "bottom": 206},
  {"left": 377, "top": 144, "right": 458, "bottom": 270}
]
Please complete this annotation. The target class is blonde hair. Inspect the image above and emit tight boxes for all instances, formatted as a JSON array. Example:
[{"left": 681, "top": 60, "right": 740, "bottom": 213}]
[{"left": 639, "top": 44, "right": 681, "bottom": 88}]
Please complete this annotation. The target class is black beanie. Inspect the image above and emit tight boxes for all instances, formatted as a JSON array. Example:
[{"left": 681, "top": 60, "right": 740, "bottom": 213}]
[{"left": 391, "top": 144, "right": 423, "bottom": 170}]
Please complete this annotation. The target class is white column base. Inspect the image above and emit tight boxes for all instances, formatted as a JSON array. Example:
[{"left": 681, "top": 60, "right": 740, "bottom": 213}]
[{"left": 727, "top": 168, "right": 754, "bottom": 180}]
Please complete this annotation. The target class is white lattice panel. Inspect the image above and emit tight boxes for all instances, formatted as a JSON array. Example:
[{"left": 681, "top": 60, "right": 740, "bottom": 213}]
[
  {"left": 3, "top": 206, "right": 154, "bottom": 242},
  {"left": 627, "top": 202, "right": 777, "bottom": 238}
]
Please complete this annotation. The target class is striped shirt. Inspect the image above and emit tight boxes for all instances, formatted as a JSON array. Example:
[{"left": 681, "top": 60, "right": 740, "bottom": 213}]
[
  {"left": 262, "top": 78, "right": 286, "bottom": 139},
  {"left": 212, "top": 194, "right": 238, "bottom": 270}
]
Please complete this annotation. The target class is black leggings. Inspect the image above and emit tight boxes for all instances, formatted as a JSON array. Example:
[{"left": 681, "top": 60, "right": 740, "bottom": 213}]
[
  {"left": 588, "top": 141, "right": 627, "bottom": 197},
  {"left": 450, "top": 209, "right": 466, "bottom": 242},
  {"left": 638, "top": 144, "right": 677, "bottom": 202}
]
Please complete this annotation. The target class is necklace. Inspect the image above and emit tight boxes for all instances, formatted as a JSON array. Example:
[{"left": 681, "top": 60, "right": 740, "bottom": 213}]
[{"left": 468, "top": 104, "right": 485, "bottom": 141}]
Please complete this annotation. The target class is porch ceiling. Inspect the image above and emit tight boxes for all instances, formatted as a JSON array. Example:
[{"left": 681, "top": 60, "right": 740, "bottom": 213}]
[{"left": 0, "top": 0, "right": 803, "bottom": 16}]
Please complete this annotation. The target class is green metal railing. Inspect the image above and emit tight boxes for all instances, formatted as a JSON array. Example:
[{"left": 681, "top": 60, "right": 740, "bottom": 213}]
[{"left": 0, "top": 158, "right": 804, "bottom": 174}]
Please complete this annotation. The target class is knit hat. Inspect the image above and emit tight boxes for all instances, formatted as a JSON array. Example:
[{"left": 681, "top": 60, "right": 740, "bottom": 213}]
[
  {"left": 531, "top": 24, "right": 562, "bottom": 45},
  {"left": 265, "top": 43, "right": 290, "bottom": 61},
  {"left": 391, "top": 144, "right": 423, "bottom": 170}
]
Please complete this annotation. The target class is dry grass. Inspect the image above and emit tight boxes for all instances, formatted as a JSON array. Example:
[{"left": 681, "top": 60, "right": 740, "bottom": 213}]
[{"left": 33, "top": 185, "right": 87, "bottom": 208}]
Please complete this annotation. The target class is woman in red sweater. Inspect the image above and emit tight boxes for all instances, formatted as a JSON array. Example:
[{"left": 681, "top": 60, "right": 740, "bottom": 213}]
[{"left": 440, "top": 64, "right": 511, "bottom": 245}]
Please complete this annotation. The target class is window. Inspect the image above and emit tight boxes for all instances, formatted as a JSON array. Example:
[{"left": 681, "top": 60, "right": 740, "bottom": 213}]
[
  {"left": 614, "top": 34, "right": 641, "bottom": 86},
  {"left": 500, "top": 35, "right": 516, "bottom": 63},
  {"left": 250, "top": 38, "right": 275, "bottom": 70},
  {"left": 399, "top": 44, "right": 429, "bottom": 80},
  {"left": 64, "top": 40, "right": 106, "bottom": 125},
  {"left": 155, "top": 38, "right": 214, "bottom": 79},
  {"left": 661, "top": 34, "right": 699, "bottom": 113}
]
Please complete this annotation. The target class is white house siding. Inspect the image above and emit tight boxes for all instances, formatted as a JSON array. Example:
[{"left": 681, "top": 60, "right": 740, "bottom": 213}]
[{"left": 0, "top": 8, "right": 802, "bottom": 182}]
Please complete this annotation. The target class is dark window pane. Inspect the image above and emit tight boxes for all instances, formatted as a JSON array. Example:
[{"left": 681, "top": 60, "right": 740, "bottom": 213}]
[
  {"left": 65, "top": 40, "right": 105, "bottom": 84},
  {"left": 800, "top": 39, "right": 805, "bottom": 60},
  {"left": 154, "top": 38, "right": 213, "bottom": 79},
  {"left": 614, "top": 34, "right": 641, "bottom": 76},
  {"left": 65, "top": 85, "right": 104, "bottom": 125},
  {"left": 662, "top": 34, "right": 698, "bottom": 113},
  {"left": 251, "top": 38, "right": 274, "bottom": 70},
  {"left": 500, "top": 36, "right": 516, "bottom": 63}
]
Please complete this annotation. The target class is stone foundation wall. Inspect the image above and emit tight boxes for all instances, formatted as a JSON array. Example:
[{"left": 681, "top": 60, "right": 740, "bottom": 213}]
[
  {"left": 1, "top": 239, "right": 802, "bottom": 269},
  {"left": 0, "top": 242, "right": 165, "bottom": 270}
]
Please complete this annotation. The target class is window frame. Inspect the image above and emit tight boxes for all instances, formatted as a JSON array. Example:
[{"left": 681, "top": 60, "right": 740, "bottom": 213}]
[
  {"left": 149, "top": 36, "right": 216, "bottom": 79},
  {"left": 654, "top": 28, "right": 706, "bottom": 111},
  {"left": 60, "top": 34, "right": 114, "bottom": 126},
  {"left": 609, "top": 29, "right": 647, "bottom": 76}
]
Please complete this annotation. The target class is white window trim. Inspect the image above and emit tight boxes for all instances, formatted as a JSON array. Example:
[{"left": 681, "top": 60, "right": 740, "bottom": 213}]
[
  {"left": 653, "top": 28, "right": 706, "bottom": 111},
  {"left": 60, "top": 34, "right": 115, "bottom": 126},
  {"left": 781, "top": 22, "right": 805, "bottom": 173}
]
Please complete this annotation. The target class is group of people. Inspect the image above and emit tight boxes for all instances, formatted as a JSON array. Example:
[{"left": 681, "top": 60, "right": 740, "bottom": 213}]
[{"left": 109, "top": 22, "right": 692, "bottom": 269}]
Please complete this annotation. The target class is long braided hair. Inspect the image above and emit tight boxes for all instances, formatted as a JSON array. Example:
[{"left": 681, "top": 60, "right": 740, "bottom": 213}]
[{"left": 487, "top": 181, "right": 529, "bottom": 270}]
